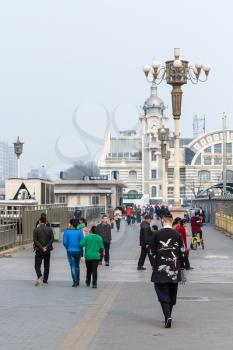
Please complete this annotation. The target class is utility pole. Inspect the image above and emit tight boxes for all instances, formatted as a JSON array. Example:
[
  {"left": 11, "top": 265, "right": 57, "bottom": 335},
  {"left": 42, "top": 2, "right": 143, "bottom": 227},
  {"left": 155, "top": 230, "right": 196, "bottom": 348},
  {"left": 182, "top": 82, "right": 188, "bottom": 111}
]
[{"left": 222, "top": 113, "right": 227, "bottom": 194}]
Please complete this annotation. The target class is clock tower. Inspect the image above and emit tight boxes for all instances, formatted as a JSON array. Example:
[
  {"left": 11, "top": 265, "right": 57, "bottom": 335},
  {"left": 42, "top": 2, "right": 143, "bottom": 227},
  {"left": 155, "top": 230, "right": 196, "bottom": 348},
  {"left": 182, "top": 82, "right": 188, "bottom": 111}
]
[{"left": 140, "top": 82, "right": 168, "bottom": 202}]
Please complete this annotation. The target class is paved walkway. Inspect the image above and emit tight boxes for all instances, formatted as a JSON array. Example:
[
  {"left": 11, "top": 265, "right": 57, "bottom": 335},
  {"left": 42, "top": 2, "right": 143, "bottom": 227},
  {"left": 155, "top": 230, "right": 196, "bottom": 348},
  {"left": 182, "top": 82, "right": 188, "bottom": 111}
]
[{"left": 0, "top": 221, "right": 233, "bottom": 349}]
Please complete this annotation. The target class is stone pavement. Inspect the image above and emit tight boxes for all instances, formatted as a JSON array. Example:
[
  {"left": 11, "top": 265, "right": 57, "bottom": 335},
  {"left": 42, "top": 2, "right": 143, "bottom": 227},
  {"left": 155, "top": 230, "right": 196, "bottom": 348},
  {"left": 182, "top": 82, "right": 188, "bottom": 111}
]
[{"left": 0, "top": 220, "right": 233, "bottom": 349}]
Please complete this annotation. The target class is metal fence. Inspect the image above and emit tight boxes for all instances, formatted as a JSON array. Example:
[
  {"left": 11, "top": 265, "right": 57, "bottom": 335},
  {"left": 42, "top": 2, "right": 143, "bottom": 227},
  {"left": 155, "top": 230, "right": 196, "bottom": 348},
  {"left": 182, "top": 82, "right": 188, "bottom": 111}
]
[
  {"left": 215, "top": 212, "right": 233, "bottom": 237},
  {"left": 0, "top": 204, "right": 69, "bottom": 245},
  {"left": 0, "top": 223, "right": 17, "bottom": 249},
  {"left": 0, "top": 204, "right": 105, "bottom": 248}
]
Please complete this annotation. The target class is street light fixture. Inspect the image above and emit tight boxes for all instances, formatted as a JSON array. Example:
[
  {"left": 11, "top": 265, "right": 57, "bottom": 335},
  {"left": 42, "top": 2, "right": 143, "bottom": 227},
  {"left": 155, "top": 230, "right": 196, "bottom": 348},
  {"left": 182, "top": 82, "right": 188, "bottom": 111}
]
[
  {"left": 13, "top": 136, "right": 24, "bottom": 178},
  {"left": 143, "top": 48, "right": 210, "bottom": 213}
]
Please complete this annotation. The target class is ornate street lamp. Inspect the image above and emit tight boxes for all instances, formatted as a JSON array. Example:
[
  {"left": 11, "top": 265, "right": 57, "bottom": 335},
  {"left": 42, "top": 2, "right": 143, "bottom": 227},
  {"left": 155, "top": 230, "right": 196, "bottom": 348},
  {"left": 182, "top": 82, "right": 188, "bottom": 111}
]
[
  {"left": 143, "top": 48, "right": 210, "bottom": 213},
  {"left": 13, "top": 136, "right": 24, "bottom": 178}
]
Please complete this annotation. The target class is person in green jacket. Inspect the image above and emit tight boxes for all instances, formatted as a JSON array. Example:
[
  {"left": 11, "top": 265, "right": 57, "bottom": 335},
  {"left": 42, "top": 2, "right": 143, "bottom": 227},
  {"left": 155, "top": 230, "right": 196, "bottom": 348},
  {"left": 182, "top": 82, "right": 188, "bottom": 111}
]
[{"left": 80, "top": 226, "right": 104, "bottom": 288}]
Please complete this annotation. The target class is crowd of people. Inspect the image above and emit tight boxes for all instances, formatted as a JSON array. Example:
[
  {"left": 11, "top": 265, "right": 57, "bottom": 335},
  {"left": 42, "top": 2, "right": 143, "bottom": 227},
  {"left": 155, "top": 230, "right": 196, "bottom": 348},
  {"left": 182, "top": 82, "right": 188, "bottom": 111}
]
[{"left": 32, "top": 205, "right": 205, "bottom": 329}]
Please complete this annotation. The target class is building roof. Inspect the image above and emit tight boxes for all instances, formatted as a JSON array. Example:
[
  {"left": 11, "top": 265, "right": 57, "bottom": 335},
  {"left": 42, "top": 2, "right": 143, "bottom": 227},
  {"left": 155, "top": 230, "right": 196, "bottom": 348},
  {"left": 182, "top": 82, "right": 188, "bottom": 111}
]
[
  {"left": 143, "top": 83, "right": 165, "bottom": 114},
  {"left": 110, "top": 138, "right": 141, "bottom": 153}
]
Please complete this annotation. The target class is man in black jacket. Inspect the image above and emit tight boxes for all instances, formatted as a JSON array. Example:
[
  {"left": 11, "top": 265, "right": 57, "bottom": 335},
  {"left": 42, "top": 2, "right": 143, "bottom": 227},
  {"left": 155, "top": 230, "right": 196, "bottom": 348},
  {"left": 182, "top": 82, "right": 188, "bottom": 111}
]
[
  {"left": 96, "top": 215, "right": 112, "bottom": 266},
  {"left": 151, "top": 213, "right": 185, "bottom": 328},
  {"left": 137, "top": 215, "right": 154, "bottom": 270},
  {"left": 33, "top": 216, "right": 54, "bottom": 286}
]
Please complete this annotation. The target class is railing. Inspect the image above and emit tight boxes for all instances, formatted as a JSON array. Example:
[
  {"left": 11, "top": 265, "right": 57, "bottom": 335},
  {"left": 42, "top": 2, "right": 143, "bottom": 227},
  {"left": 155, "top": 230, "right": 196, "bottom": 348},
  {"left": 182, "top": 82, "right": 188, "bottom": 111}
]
[
  {"left": 215, "top": 212, "right": 233, "bottom": 237},
  {"left": 0, "top": 204, "right": 105, "bottom": 249},
  {"left": 0, "top": 204, "right": 69, "bottom": 245},
  {"left": 0, "top": 224, "right": 17, "bottom": 249}
]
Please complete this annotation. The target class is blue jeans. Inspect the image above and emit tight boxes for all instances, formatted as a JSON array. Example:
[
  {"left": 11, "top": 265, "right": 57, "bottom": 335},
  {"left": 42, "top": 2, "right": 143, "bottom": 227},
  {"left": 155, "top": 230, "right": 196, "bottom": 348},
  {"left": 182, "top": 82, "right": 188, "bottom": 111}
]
[{"left": 67, "top": 251, "right": 81, "bottom": 283}]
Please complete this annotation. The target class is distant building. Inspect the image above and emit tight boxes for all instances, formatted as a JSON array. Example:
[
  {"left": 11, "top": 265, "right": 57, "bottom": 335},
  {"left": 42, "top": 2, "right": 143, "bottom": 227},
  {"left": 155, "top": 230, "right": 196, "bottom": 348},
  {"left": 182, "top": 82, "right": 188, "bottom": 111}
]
[
  {"left": 54, "top": 179, "right": 126, "bottom": 210},
  {"left": 0, "top": 142, "right": 17, "bottom": 180},
  {"left": 98, "top": 83, "right": 233, "bottom": 203},
  {"left": 5, "top": 178, "right": 55, "bottom": 205}
]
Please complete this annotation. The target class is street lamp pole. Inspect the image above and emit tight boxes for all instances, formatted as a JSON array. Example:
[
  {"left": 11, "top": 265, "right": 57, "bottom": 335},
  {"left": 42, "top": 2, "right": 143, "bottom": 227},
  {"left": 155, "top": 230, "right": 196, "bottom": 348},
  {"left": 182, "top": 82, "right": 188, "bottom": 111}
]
[
  {"left": 158, "top": 127, "right": 170, "bottom": 205},
  {"left": 13, "top": 137, "right": 24, "bottom": 178},
  {"left": 222, "top": 113, "right": 227, "bottom": 194},
  {"left": 143, "top": 48, "right": 210, "bottom": 214}
]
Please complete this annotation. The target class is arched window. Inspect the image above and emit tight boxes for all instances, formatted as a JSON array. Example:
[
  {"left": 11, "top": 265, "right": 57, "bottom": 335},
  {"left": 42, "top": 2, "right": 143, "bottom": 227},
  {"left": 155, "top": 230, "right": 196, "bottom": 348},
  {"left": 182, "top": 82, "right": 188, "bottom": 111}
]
[
  {"left": 128, "top": 190, "right": 138, "bottom": 194},
  {"left": 111, "top": 170, "right": 119, "bottom": 180},
  {"left": 198, "top": 170, "right": 211, "bottom": 182},
  {"left": 151, "top": 186, "right": 157, "bottom": 198},
  {"left": 129, "top": 170, "right": 137, "bottom": 180}
]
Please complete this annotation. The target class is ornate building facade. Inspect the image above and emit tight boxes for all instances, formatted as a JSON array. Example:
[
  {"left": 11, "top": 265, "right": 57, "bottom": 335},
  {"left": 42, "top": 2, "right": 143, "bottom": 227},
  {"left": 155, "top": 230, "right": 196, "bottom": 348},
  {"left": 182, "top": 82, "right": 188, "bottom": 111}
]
[{"left": 98, "top": 84, "right": 233, "bottom": 203}]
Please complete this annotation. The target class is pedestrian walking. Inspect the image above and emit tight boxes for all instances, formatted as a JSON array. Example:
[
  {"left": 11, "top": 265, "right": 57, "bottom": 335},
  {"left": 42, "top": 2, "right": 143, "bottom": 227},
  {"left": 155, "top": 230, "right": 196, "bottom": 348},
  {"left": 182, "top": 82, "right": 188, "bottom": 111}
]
[
  {"left": 96, "top": 215, "right": 112, "bottom": 266},
  {"left": 114, "top": 207, "right": 122, "bottom": 232},
  {"left": 108, "top": 207, "right": 115, "bottom": 229},
  {"left": 136, "top": 206, "right": 142, "bottom": 224},
  {"left": 35, "top": 212, "right": 50, "bottom": 228},
  {"left": 173, "top": 218, "right": 193, "bottom": 270},
  {"left": 137, "top": 215, "right": 154, "bottom": 270},
  {"left": 151, "top": 213, "right": 185, "bottom": 328},
  {"left": 80, "top": 226, "right": 104, "bottom": 288},
  {"left": 63, "top": 219, "right": 84, "bottom": 287},
  {"left": 126, "top": 206, "right": 133, "bottom": 225},
  {"left": 33, "top": 216, "right": 54, "bottom": 286}
]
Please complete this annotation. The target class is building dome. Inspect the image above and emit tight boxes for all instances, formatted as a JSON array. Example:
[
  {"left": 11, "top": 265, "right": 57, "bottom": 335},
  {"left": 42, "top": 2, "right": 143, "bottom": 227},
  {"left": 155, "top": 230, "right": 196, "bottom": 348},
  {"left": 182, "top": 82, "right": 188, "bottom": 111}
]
[{"left": 143, "top": 83, "right": 165, "bottom": 115}]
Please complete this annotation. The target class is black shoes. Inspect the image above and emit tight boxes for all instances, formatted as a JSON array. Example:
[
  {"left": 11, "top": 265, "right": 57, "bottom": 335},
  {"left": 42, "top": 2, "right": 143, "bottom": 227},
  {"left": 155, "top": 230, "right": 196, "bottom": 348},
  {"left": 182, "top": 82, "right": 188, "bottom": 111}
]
[
  {"left": 86, "top": 281, "right": 90, "bottom": 287},
  {"left": 105, "top": 263, "right": 110, "bottom": 266},
  {"left": 92, "top": 285, "right": 97, "bottom": 289},
  {"left": 72, "top": 282, "right": 79, "bottom": 287},
  {"left": 137, "top": 266, "right": 146, "bottom": 270},
  {"left": 165, "top": 318, "right": 172, "bottom": 328}
]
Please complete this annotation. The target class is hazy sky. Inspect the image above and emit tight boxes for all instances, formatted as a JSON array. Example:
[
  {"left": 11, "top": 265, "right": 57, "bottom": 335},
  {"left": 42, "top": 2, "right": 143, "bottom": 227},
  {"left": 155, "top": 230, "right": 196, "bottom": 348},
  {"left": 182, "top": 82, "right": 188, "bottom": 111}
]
[{"left": 0, "top": 0, "right": 232, "bottom": 178}]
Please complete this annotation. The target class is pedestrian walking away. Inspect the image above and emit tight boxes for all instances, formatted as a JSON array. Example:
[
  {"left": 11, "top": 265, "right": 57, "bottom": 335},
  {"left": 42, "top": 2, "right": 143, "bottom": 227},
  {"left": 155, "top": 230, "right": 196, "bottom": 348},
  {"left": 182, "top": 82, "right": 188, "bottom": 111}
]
[
  {"left": 63, "top": 219, "right": 84, "bottom": 287},
  {"left": 150, "top": 213, "right": 186, "bottom": 328},
  {"left": 33, "top": 216, "right": 54, "bottom": 286},
  {"left": 137, "top": 215, "right": 155, "bottom": 270},
  {"left": 96, "top": 215, "right": 112, "bottom": 266},
  {"left": 80, "top": 226, "right": 104, "bottom": 288},
  {"left": 114, "top": 207, "right": 122, "bottom": 232}
]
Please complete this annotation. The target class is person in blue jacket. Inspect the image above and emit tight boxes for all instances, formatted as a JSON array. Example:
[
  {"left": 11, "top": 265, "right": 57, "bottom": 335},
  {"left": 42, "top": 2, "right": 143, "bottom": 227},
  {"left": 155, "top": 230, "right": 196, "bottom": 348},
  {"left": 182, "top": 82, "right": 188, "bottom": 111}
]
[{"left": 63, "top": 219, "right": 84, "bottom": 287}]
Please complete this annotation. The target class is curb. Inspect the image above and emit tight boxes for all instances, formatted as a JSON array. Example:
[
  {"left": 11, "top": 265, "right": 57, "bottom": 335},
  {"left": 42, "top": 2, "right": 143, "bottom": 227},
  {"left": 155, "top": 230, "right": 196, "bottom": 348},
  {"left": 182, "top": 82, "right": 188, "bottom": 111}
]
[{"left": 0, "top": 243, "right": 33, "bottom": 258}]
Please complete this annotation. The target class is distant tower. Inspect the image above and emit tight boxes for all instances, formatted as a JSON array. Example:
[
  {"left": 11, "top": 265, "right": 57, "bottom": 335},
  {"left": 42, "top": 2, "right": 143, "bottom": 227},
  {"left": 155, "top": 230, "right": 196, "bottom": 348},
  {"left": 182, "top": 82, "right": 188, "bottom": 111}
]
[{"left": 193, "top": 115, "right": 206, "bottom": 139}]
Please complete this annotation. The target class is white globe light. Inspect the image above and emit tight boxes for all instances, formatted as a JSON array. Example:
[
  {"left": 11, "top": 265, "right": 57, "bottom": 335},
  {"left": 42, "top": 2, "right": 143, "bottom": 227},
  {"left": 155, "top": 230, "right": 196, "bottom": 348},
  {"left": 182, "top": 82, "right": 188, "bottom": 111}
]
[
  {"left": 195, "top": 63, "right": 202, "bottom": 70},
  {"left": 143, "top": 65, "right": 151, "bottom": 74},
  {"left": 152, "top": 61, "right": 160, "bottom": 69},
  {"left": 173, "top": 59, "right": 182, "bottom": 68},
  {"left": 202, "top": 64, "right": 211, "bottom": 72}
]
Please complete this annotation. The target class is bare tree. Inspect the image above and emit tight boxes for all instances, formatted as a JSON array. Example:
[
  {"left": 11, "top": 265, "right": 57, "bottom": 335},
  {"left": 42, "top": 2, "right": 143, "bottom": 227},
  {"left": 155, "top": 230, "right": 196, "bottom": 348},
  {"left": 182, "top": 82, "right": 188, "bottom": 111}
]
[{"left": 64, "top": 161, "right": 100, "bottom": 180}]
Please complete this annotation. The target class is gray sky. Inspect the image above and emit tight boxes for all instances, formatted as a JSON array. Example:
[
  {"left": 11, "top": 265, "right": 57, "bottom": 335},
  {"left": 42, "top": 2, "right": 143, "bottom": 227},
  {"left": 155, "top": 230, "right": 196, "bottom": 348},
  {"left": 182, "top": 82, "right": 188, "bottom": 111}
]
[{"left": 0, "top": 0, "right": 232, "bottom": 178}]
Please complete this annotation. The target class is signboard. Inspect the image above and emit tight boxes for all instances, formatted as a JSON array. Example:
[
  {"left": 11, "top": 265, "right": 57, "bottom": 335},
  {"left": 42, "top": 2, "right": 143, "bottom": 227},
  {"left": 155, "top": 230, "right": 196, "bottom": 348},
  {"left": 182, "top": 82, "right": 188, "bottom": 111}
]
[
  {"left": 83, "top": 175, "right": 108, "bottom": 181},
  {"left": 123, "top": 194, "right": 143, "bottom": 200}
]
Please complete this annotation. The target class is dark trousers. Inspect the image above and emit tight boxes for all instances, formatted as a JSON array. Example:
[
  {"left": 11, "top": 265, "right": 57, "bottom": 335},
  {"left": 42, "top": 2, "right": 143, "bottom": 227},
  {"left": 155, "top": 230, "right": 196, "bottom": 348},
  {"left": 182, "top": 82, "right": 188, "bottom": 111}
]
[
  {"left": 138, "top": 246, "right": 154, "bottom": 267},
  {"left": 154, "top": 283, "right": 178, "bottom": 320},
  {"left": 184, "top": 252, "right": 190, "bottom": 269},
  {"left": 115, "top": 219, "right": 121, "bottom": 231},
  {"left": 101, "top": 242, "right": 110, "bottom": 263},
  {"left": 85, "top": 260, "right": 99, "bottom": 286},
  {"left": 35, "top": 250, "right": 51, "bottom": 283}
]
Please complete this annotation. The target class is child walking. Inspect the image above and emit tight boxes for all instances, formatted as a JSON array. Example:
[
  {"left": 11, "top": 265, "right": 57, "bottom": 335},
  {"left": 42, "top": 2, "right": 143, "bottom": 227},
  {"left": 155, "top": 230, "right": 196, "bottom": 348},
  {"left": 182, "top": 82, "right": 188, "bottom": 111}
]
[{"left": 80, "top": 226, "right": 104, "bottom": 288}]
